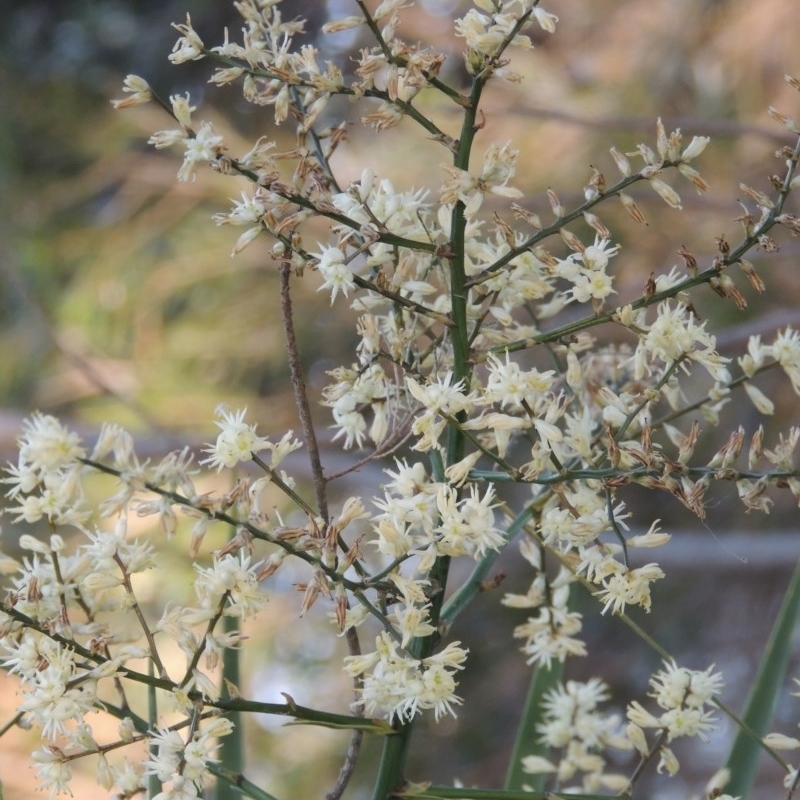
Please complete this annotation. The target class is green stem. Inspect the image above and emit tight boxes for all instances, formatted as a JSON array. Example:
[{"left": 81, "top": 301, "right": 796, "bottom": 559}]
[
  {"left": 503, "top": 659, "right": 563, "bottom": 792},
  {"left": 147, "top": 661, "right": 160, "bottom": 799},
  {"left": 440, "top": 502, "right": 538, "bottom": 629},
  {"left": 371, "top": 726, "right": 415, "bottom": 800},
  {"left": 370, "top": 53, "right": 490, "bottom": 800},
  {"left": 207, "top": 763, "right": 282, "bottom": 800},
  {"left": 395, "top": 788, "right": 634, "bottom": 800},
  {"left": 214, "top": 614, "right": 242, "bottom": 800}
]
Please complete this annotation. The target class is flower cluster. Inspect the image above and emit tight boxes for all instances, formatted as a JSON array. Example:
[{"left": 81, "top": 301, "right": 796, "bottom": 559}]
[
  {"left": 627, "top": 661, "right": 725, "bottom": 776},
  {"left": 522, "top": 678, "right": 631, "bottom": 793},
  {"left": 4, "top": 412, "right": 87, "bottom": 526},
  {"left": 202, "top": 405, "right": 301, "bottom": 472},
  {"left": 0, "top": 412, "right": 271, "bottom": 797},
  {"left": 4, "top": 1, "right": 800, "bottom": 798},
  {"left": 343, "top": 633, "right": 468, "bottom": 722}
]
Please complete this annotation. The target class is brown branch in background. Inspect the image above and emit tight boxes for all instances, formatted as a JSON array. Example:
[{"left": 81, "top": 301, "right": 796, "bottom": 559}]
[
  {"left": 279, "top": 260, "right": 328, "bottom": 521},
  {"left": 279, "top": 261, "right": 367, "bottom": 796},
  {"left": 325, "top": 625, "right": 364, "bottom": 800}
]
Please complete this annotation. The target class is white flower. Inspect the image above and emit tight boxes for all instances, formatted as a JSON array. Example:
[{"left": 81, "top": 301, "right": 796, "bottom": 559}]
[
  {"left": 680, "top": 135, "right": 710, "bottom": 161},
  {"left": 634, "top": 301, "right": 729, "bottom": 382},
  {"left": 344, "top": 633, "right": 467, "bottom": 723},
  {"left": 769, "top": 327, "right": 800, "bottom": 392},
  {"left": 406, "top": 373, "right": 472, "bottom": 416},
  {"left": 440, "top": 142, "right": 523, "bottom": 216},
  {"left": 580, "top": 237, "right": 620, "bottom": 271},
  {"left": 32, "top": 747, "right": 73, "bottom": 797},
  {"left": 201, "top": 407, "right": 271, "bottom": 470},
  {"left": 484, "top": 353, "right": 555, "bottom": 409},
  {"left": 146, "top": 728, "right": 186, "bottom": 782},
  {"left": 532, "top": 7, "right": 559, "bottom": 34},
  {"left": 596, "top": 562, "right": 664, "bottom": 615},
  {"left": 332, "top": 407, "right": 368, "bottom": 449},
  {"left": 169, "top": 14, "right": 205, "bottom": 64},
  {"left": 434, "top": 483, "right": 504, "bottom": 559},
  {"left": 194, "top": 552, "right": 267, "bottom": 618},
  {"left": 571, "top": 270, "right": 616, "bottom": 303},
  {"left": 171, "top": 93, "right": 195, "bottom": 128},
  {"left": 178, "top": 122, "right": 224, "bottom": 182},
  {"left": 315, "top": 245, "right": 356, "bottom": 302},
  {"left": 111, "top": 74, "right": 152, "bottom": 108},
  {"left": 14, "top": 413, "right": 85, "bottom": 480},
  {"left": 514, "top": 605, "right": 587, "bottom": 667}
]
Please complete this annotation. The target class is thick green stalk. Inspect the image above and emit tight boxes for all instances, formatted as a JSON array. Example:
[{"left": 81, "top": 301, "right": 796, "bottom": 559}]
[
  {"left": 370, "top": 726, "right": 416, "bottom": 800},
  {"left": 397, "top": 788, "right": 632, "bottom": 800},
  {"left": 724, "top": 560, "right": 800, "bottom": 797},
  {"left": 503, "top": 659, "right": 563, "bottom": 792},
  {"left": 370, "top": 71, "right": 488, "bottom": 800},
  {"left": 147, "top": 661, "right": 159, "bottom": 799},
  {"left": 213, "top": 614, "right": 242, "bottom": 800}
]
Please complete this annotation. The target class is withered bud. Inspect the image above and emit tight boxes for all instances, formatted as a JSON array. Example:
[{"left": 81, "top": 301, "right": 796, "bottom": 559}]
[
  {"left": 648, "top": 177, "right": 683, "bottom": 209},
  {"left": 739, "top": 259, "right": 766, "bottom": 293},
  {"left": 256, "top": 551, "right": 287, "bottom": 581},
  {"left": 679, "top": 421, "right": 701, "bottom": 464},
  {"left": 738, "top": 477, "right": 771, "bottom": 513},
  {"left": 560, "top": 227, "right": 584, "bottom": 252},
  {"left": 547, "top": 188, "right": 564, "bottom": 218},
  {"left": 609, "top": 147, "right": 631, "bottom": 177},
  {"left": 678, "top": 163, "right": 709, "bottom": 193},
  {"left": 335, "top": 595, "right": 347, "bottom": 632},
  {"left": 776, "top": 213, "right": 800, "bottom": 234},
  {"left": 758, "top": 234, "right": 779, "bottom": 252},
  {"left": 709, "top": 277, "right": 727, "bottom": 298},
  {"left": 718, "top": 274, "right": 747, "bottom": 309},
  {"left": 494, "top": 213, "right": 516, "bottom": 248},
  {"left": 715, "top": 234, "right": 730, "bottom": 256},
  {"left": 747, "top": 425, "right": 764, "bottom": 470},
  {"left": 739, "top": 183, "right": 775, "bottom": 210},
  {"left": 605, "top": 427, "right": 620, "bottom": 468},
  {"left": 211, "top": 154, "right": 233, "bottom": 174},
  {"left": 583, "top": 211, "right": 610, "bottom": 238},
  {"left": 322, "top": 16, "right": 364, "bottom": 34},
  {"left": 734, "top": 201, "right": 756, "bottom": 237},
  {"left": 682, "top": 299, "right": 700, "bottom": 319},
  {"left": 768, "top": 106, "right": 800, "bottom": 133},
  {"left": 619, "top": 193, "right": 647, "bottom": 224},
  {"left": 655, "top": 117, "right": 669, "bottom": 158},
  {"left": 708, "top": 426, "right": 745, "bottom": 469},
  {"left": 534, "top": 247, "right": 557, "bottom": 268},
  {"left": 586, "top": 165, "right": 606, "bottom": 196},
  {"left": 511, "top": 203, "right": 542, "bottom": 229},
  {"left": 677, "top": 244, "right": 697, "bottom": 273}
]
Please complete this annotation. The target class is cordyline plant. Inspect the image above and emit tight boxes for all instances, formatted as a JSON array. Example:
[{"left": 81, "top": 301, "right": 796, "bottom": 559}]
[{"left": 3, "top": 1, "right": 800, "bottom": 799}]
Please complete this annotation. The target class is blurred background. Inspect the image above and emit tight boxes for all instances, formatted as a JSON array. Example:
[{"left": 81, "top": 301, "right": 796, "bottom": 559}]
[{"left": 1, "top": 0, "right": 800, "bottom": 798}]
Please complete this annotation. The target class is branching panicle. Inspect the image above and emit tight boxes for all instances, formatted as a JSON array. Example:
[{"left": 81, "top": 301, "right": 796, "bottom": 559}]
[{"left": 3, "top": 2, "right": 800, "bottom": 799}]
